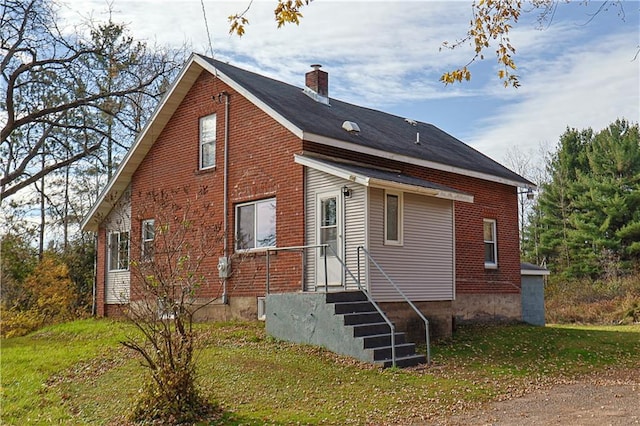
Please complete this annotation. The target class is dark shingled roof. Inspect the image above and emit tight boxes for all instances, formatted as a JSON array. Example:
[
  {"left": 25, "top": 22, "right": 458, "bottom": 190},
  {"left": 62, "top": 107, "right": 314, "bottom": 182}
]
[{"left": 201, "top": 56, "right": 532, "bottom": 186}]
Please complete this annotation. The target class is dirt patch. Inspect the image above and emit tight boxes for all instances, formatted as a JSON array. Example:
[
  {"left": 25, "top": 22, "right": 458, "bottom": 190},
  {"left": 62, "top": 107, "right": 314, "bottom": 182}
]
[{"left": 442, "top": 369, "right": 640, "bottom": 425}]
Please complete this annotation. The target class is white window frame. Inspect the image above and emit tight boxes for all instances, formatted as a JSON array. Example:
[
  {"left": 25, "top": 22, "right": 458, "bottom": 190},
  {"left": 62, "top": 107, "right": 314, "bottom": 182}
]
[
  {"left": 484, "top": 219, "right": 498, "bottom": 268},
  {"left": 199, "top": 114, "right": 216, "bottom": 170},
  {"left": 235, "top": 198, "right": 277, "bottom": 252},
  {"left": 384, "top": 190, "right": 403, "bottom": 246},
  {"left": 108, "top": 231, "right": 130, "bottom": 271},
  {"left": 141, "top": 219, "right": 155, "bottom": 261}
]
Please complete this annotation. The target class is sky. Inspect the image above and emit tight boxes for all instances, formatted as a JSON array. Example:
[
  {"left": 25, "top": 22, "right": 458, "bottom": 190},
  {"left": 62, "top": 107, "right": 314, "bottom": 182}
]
[{"left": 59, "top": 0, "right": 640, "bottom": 176}]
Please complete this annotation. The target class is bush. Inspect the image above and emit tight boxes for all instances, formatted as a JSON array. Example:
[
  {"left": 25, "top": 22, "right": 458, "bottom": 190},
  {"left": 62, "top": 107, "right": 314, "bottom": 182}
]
[
  {"left": 545, "top": 273, "right": 640, "bottom": 324},
  {"left": 0, "top": 253, "right": 87, "bottom": 337}
]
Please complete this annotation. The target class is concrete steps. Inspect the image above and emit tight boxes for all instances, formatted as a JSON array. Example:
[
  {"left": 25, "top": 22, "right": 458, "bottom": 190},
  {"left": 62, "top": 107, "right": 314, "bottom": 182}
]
[{"left": 326, "top": 291, "right": 426, "bottom": 368}]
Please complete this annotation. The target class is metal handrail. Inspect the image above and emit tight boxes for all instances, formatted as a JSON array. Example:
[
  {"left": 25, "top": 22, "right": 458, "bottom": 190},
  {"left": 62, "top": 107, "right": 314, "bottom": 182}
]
[
  {"left": 331, "top": 244, "right": 397, "bottom": 367},
  {"left": 265, "top": 243, "right": 398, "bottom": 367},
  {"left": 357, "top": 246, "right": 431, "bottom": 365}
]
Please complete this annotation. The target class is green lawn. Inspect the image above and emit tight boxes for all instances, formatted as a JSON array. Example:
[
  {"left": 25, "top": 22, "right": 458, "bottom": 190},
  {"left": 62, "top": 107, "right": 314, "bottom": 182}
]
[{"left": 2, "top": 320, "right": 639, "bottom": 425}]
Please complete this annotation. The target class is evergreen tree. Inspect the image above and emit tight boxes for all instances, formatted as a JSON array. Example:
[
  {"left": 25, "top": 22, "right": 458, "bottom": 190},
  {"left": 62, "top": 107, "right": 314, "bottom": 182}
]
[{"left": 525, "top": 119, "right": 640, "bottom": 278}]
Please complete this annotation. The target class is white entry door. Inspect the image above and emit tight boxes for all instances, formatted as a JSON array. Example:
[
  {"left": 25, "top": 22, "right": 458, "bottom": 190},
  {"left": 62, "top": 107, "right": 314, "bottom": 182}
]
[{"left": 316, "top": 191, "right": 343, "bottom": 287}]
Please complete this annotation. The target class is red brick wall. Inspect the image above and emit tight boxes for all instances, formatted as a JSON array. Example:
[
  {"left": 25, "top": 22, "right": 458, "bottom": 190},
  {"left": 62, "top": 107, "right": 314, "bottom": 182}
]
[
  {"left": 303, "top": 142, "right": 521, "bottom": 296},
  {"left": 128, "top": 71, "right": 305, "bottom": 301}
]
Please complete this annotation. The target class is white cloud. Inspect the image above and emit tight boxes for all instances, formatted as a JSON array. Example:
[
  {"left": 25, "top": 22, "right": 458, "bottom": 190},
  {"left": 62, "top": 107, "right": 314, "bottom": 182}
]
[{"left": 469, "top": 30, "right": 640, "bottom": 163}]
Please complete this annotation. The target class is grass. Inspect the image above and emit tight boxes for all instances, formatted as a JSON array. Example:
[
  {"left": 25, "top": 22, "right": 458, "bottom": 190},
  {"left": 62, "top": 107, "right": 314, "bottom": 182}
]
[{"left": 2, "top": 320, "right": 639, "bottom": 425}]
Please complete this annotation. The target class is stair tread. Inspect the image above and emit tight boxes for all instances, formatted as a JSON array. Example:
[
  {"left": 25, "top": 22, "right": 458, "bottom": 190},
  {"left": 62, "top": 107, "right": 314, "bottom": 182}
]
[
  {"left": 379, "top": 354, "right": 427, "bottom": 368},
  {"left": 353, "top": 321, "right": 391, "bottom": 326},
  {"left": 372, "top": 343, "right": 416, "bottom": 350},
  {"left": 362, "top": 331, "right": 405, "bottom": 338}
]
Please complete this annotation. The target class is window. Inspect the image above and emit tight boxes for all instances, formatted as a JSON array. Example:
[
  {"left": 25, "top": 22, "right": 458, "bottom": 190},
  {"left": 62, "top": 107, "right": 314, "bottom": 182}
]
[
  {"left": 109, "top": 231, "right": 129, "bottom": 271},
  {"left": 141, "top": 219, "right": 155, "bottom": 260},
  {"left": 199, "top": 114, "right": 216, "bottom": 169},
  {"left": 384, "top": 191, "right": 403, "bottom": 245},
  {"left": 236, "top": 198, "right": 276, "bottom": 251},
  {"left": 320, "top": 196, "right": 338, "bottom": 257},
  {"left": 484, "top": 219, "right": 497, "bottom": 268}
]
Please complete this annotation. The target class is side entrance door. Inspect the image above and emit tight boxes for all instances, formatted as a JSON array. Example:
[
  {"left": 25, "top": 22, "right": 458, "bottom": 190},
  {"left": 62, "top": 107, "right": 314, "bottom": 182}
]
[{"left": 316, "top": 190, "right": 343, "bottom": 287}]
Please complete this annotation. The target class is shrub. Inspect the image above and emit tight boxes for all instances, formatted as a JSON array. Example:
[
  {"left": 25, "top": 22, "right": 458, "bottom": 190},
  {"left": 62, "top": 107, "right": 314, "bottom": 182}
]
[
  {"left": 545, "top": 273, "right": 640, "bottom": 324},
  {"left": 0, "top": 253, "right": 86, "bottom": 337}
]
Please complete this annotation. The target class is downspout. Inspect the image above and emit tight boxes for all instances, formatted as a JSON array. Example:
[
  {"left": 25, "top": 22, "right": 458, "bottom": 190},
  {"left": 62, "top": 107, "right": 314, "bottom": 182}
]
[
  {"left": 91, "top": 232, "right": 98, "bottom": 316},
  {"left": 222, "top": 92, "right": 230, "bottom": 304}
]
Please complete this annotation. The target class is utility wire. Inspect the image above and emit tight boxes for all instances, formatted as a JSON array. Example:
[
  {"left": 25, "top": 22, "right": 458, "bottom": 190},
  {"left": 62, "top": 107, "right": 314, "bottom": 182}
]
[{"left": 200, "top": 0, "right": 214, "bottom": 57}]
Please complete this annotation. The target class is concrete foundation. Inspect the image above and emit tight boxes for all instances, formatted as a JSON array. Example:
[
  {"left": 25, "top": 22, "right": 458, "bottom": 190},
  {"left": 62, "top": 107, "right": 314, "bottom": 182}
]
[
  {"left": 379, "top": 301, "right": 453, "bottom": 342},
  {"left": 453, "top": 293, "right": 521, "bottom": 324},
  {"left": 191, "top": 296, "right": 260, "bottom": 322}
]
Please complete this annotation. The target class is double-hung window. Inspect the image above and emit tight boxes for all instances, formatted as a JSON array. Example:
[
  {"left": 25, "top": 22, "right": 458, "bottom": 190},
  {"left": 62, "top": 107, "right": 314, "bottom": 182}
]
[
  {"left": 109, "top": 231, "right": 129, "bottom": 271},
  {"left": 483, "top": 219, "right": 498, "bottom": 268},
  {"left": 199, "top": 114, "right": 216, "bottom": 169},
  {"left": 384, "top": 190, "right": 403, "bottom": 245},
  {"left": 141, "top": 219, "right": 155, "bottom": 261},
  {"left": 235, "top": 198, "right": 276, "bottom": 251}
]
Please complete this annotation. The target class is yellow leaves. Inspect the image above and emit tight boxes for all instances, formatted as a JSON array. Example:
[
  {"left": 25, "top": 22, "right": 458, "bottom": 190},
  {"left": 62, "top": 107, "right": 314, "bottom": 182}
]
[
  {"left": 440, "top": 67, "right": 471, "bottom": 85},
  {"left": 229, "top": 0, "right": 311, "bottom": 36},
  {"left": 274, "top": 0, "right": 308, "bottom": 28},
  {"left": 228, "top": 15, "right": 249, "bottom": 37},
  {"left": 442, "top": 0, "right": 523, "bottom": 88}
]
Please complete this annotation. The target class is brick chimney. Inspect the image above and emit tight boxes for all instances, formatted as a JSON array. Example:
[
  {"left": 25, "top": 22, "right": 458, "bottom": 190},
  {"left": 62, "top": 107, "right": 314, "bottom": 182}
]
[{"left": 305, "top": 64, "right": 328, "bottom": 98}]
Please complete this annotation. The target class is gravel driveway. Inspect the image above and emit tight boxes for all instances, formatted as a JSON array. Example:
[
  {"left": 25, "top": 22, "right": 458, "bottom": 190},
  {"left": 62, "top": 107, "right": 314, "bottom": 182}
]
[{"left": 442, "top": 369, "right": 640, "bottom": 425}]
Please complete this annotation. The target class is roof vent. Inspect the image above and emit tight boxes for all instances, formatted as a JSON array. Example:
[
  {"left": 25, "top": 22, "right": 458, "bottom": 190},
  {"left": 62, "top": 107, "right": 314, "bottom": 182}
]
[{"left": 342, "top": 121, "right": 360, "bottom": 134}]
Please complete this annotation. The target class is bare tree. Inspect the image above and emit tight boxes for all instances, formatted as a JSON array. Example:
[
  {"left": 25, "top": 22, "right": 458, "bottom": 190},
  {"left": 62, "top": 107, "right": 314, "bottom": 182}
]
[
  {"left": 504, "top": 146, "right": 539, "bottom": 254},
  {"left": 119, "top": 186, "right": 222, "bottom": 423},
  {"left": 1, "top": 0, "right": 182, "bottom": 201}
]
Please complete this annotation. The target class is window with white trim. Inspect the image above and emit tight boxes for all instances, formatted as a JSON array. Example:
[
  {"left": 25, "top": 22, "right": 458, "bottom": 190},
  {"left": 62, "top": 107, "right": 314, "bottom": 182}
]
[
  {"left": 199, "top": 114, "right": 216, "bottom": 169},
  {"left": 384, "top": 191, "right": 403, "bottom": 245},
  {"left": 235, "top": 198, "right": 276, "bottom": 251},
  {"left": 109, "top": 231, "right": 129, "bottom": 271},
  {"left": 484, "top": 219, "right": 497, "bottom": 268},
  {"left": 141, "top": 219, "right": 155, "bottom": 260}
]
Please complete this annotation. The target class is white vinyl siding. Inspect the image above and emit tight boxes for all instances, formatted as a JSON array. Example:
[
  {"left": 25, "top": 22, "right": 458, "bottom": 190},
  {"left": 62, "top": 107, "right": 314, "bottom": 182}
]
[
  {"left": 104, "top": 189, "right": 131, "bottom": 304},
  {"left": 369, "top": 188, "right": 454, "bottom": 302},
  {"left": 304, "top": 168, "right": 366, "bottom": 291}
]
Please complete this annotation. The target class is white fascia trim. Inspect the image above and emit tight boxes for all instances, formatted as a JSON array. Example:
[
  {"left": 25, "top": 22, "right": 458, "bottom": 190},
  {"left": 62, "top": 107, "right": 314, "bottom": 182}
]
[
  {"left": 302, "top": 131, "right": 534, "bottom": 189},
  {"left": 521, "top": 269, "right": 551, "bottom": 276},
  {"left": 368, "top": 178, "right": 474, "bottom": 203},
  {"left": 196, "top": 57, "right": 304, "bottom": 140},
  {"left": 295, "top": 154, "right": 371, "bottom": 186},
  {"left": 294, "top": 154, "right": 473, "bottom": 203}
]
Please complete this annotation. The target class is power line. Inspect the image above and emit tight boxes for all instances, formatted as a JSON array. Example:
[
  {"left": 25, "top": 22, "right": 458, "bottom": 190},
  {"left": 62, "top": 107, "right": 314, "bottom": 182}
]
[{"left": 200, "top": 0, "right": 214, "bottom": 57}]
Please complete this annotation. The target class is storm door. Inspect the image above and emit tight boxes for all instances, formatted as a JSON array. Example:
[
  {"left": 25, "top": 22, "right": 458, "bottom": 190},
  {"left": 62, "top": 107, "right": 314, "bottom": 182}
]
[{"left": 315, "top": 191, "right": 343, "bottom": 287}]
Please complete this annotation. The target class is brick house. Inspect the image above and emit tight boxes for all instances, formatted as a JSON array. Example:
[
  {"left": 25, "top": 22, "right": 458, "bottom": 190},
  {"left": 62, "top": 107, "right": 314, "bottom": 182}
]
[{"left": 82, "top": 54, "right": 534, "bottom": 366}]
